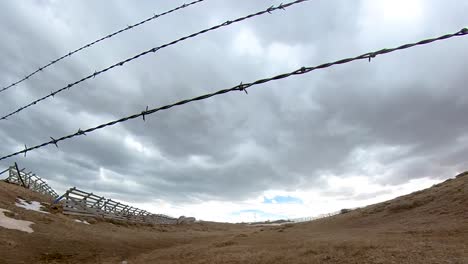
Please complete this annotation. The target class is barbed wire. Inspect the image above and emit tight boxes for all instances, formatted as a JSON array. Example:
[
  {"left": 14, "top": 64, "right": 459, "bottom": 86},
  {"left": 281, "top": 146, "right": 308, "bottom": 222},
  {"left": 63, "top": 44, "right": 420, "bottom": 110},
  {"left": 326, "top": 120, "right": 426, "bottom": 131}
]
[
  {"left": 0, "top": 28, "right": 466, "bottom": 162},
  {"left": 0, "top": 0, "right": 206, "bottom": 95},
  {"left": 0, "top": 0, "right": 310, "bottom": 121}
]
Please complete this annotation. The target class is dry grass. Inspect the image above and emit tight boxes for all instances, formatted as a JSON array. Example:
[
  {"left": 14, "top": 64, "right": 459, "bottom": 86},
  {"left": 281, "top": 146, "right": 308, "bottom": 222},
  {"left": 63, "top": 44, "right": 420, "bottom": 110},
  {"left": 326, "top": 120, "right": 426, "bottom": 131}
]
[
  {"left": 127, "top": 172, "right": 468, "bottom": 264},
  {"left": 0, "top": 172, "right": 467, "bottom": 263}
]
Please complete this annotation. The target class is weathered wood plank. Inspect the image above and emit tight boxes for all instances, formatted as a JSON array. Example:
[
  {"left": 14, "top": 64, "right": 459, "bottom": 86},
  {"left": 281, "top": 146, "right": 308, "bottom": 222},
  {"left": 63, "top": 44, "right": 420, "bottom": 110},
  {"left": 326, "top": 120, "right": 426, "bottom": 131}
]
[{"left": 59, "top": 187, "right": 184, "bottom": 224}]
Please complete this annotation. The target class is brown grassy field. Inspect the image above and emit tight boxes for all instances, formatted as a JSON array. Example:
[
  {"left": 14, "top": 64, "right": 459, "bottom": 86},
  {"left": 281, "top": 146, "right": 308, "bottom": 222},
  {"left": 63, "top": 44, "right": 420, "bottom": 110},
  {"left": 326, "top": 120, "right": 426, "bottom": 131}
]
[{"left": 0, "top": 172, "right": 467, "bottom": 264}]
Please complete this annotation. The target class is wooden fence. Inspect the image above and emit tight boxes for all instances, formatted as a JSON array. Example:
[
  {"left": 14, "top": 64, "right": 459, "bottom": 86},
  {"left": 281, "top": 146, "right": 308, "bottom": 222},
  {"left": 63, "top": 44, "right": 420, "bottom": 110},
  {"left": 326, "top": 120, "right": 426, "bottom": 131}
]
[
  {"left": 2, "top": 163, "right": 59, "bottom": 198},
  {"left": 289, "top": 211, "right": 341, "bottom": 223},
  {"left": 1, "top": 163, "right": 195, "bottom": 225},
  {"left": 56, "top": 187, "right": 182, "bottom": 224}
]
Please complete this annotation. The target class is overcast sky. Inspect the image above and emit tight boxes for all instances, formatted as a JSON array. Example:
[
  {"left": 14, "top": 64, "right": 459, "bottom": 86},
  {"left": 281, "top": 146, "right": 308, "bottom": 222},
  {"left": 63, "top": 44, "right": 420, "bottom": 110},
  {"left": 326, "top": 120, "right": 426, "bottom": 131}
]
[{"left": 0, "top": 0, "right": 467, "bottom": 222}]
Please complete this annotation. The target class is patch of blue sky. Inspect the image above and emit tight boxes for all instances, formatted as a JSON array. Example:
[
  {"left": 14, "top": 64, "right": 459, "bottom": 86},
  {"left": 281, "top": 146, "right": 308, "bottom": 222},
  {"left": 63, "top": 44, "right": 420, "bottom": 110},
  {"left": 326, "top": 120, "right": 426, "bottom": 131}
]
[{"left": 263, "top": 195, "right": 303, "bottom": 204}]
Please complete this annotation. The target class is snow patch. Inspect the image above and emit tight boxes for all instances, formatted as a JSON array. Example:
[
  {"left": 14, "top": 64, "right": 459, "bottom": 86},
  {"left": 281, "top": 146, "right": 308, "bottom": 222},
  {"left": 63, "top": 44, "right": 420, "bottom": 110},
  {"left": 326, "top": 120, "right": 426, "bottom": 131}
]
[
  {"left": 15, "top": 198, "right": 49, "bottom": 214},
  {"left": 0, "top": 208, "right": 34, "bottom": 233},
  {"left": 74, "top": 219, "right": 90, "bottom": 225}
]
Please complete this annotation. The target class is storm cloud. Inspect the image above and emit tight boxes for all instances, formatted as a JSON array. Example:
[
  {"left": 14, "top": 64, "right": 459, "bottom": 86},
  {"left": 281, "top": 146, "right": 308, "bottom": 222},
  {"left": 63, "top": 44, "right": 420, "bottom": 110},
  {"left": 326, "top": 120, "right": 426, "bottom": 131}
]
[{"left": 0, "top": 0, "right": 467, "bottom": 221}]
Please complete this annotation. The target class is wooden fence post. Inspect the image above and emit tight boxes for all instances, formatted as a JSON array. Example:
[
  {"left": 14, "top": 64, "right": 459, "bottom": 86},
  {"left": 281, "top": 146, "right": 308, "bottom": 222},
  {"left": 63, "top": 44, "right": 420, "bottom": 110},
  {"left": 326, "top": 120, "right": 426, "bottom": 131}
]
[{"left": 14, "top": 162, "right": 26, "bottom": 187}]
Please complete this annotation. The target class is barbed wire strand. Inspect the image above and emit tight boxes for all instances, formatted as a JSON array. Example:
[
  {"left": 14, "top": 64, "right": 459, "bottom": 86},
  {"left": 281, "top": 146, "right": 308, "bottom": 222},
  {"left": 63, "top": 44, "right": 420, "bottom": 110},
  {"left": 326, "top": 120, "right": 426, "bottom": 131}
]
[
  {"left": 0, "top": 0, "right": 310, "bottom": 121},
  {"left": 0, "top": 28, "right": 466, "bottom": 162},
  {"left": 0, "top": 0, "right": 206, "bottom": 95}
]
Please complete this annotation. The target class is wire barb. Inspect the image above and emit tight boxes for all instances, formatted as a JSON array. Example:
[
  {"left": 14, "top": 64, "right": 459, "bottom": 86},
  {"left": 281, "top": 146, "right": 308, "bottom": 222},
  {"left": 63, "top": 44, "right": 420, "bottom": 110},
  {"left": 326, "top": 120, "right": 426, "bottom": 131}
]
[
  {"left": 0, "top": 0, "right": 206, "bottom": 95},
  {"left": 238, "top": 82, "right": 248, "bottom": 94},
  {"left": 50, "top": 137, "right": 59, "bottom": 148},
  {"left": 0, "top": 28, "right": 465, "bottom": 162},
  {"left": 77, "top": 128, "right": 86, "bottom": 136},
  {"left": 267, "top": 5, "right": 274, "bottom": 13},
  {"left": 297, "top": 67, "right": 307, "bottom": 74},
  {"left": 142, "top": 106, "right": 149, "bottom": 121}
]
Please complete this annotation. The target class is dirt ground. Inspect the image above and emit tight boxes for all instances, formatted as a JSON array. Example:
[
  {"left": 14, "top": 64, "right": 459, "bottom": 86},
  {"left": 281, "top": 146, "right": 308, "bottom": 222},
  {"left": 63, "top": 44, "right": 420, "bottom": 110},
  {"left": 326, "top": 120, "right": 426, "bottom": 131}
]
[{"left": 0, "top": 172, "right": 467, "bottom": 264}]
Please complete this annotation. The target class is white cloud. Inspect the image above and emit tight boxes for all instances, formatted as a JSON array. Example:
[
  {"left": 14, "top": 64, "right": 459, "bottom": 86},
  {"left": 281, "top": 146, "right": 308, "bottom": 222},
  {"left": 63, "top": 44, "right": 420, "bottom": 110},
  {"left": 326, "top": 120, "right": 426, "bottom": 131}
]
[
  {"left": 128, "top": 175, "right": 439, "bottom": 223},
  {"left": 232, "top": 27, "right": 263, "bottom": 57}
]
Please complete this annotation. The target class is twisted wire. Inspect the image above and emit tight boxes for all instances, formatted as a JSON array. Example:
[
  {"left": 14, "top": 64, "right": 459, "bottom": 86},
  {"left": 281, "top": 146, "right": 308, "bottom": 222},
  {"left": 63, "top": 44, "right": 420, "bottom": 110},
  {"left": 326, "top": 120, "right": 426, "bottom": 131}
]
[
  {"left": 0, "top": 0, "right": 206, "bottom": 94},
  {"left": 0, "top": 0, "right": 310, "bottom": 121},
  {"left": 0, "top": 28, "right": 466, "bottom": 161}
]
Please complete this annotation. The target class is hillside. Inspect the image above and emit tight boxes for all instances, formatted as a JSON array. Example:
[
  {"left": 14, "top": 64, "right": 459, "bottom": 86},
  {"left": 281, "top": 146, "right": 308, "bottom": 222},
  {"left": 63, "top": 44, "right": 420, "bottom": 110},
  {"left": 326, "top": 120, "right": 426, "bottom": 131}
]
[
  {"left": 0, "top": 181, "right": 244, "bottom": 264},
  {"left": 128, "top": 171, "right": 468, "bottom": 264},
  {"left": 0, "top": 172, "right": 467, "bottom": 263}
]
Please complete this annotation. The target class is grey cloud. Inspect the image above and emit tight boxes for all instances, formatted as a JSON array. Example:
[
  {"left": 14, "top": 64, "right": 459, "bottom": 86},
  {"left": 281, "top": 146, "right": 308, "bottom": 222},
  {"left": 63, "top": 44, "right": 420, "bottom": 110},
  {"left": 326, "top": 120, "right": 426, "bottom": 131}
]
[{"left": 0, "top": 0, "right": 467, "bottom": 208}]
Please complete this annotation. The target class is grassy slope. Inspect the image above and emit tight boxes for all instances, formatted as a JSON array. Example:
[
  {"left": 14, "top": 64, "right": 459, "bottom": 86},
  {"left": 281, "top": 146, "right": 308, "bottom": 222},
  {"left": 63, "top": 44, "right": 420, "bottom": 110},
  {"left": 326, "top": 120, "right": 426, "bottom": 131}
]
[
  {"left": 0, "top": 172, "right": 467, "bottom": 263},
  {"left": 130, "top": 172, "right": 468, "bottom": 264}
]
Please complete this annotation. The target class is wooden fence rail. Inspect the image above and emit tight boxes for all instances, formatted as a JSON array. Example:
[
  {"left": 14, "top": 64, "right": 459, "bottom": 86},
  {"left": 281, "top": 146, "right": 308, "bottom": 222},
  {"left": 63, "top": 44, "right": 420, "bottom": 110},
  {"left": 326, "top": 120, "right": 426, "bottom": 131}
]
[
  {"left": 289, "top": 211, "right": 341, "bottom": 223},
  {"left": 3, "top": 164, "right": 59, "bottom": 198},
  {"left": 2, "top": 163, "right": 195, "bottom": 225},
  {"left": 56, "top": 187, "right": 185, "bottom": 224}
]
